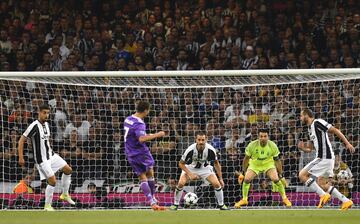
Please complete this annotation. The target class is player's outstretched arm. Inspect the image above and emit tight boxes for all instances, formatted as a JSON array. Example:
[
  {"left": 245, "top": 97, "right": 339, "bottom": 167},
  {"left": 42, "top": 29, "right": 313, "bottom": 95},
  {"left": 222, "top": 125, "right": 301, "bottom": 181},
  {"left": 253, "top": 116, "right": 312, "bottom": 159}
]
[
  {"left": 18, "top": 135, "right": 26, "bottom": 167},
  {"left": 138, "top": 131, "right": 165, "bottom": 143},
  {"left": 329, "top": 127, "right": 355, "bottom": 153}
]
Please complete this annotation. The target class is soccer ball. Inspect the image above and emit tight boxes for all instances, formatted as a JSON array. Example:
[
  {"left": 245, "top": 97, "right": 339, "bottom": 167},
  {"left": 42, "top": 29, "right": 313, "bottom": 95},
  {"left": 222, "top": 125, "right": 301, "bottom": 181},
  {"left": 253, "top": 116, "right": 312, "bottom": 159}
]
[
  {"left": 184, "top": 192, "right": 199, "bottom": 206},
  {"left": 337, "top": 170, "right": 350, "bottom": 180}
]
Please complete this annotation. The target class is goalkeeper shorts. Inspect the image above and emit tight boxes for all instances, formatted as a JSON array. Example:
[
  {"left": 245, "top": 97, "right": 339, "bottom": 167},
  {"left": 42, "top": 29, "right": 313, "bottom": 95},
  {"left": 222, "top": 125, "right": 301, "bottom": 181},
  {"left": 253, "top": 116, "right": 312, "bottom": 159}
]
[{"left": 247, "top": 162, "right": 276, "bottom": 175}]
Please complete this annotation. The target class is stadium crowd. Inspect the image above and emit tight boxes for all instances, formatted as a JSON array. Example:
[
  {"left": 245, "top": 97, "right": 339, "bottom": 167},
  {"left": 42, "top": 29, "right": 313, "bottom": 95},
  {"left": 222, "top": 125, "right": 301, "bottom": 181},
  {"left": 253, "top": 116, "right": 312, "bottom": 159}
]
[
  {"left": 0, "top": 0, "right": 359, "bottom": 204},
  {"left": 0, "top": 0, "right": 359, "bottom": 71}
]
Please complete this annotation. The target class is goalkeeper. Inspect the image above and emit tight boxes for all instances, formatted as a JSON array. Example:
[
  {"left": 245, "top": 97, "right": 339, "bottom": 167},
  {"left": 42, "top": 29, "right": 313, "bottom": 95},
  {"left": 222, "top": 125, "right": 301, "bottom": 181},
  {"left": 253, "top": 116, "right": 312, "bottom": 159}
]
[{"left": 235, "top": 128, "right": 292, "bottom": 208}]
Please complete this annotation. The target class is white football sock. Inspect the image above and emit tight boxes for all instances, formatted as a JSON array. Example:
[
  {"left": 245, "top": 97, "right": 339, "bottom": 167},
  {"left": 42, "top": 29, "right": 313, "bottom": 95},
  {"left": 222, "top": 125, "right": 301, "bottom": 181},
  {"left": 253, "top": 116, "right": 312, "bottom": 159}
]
[
  {"left": 61, "top": 173, "right": 71, "bottom": 195},
  {"left": 214, "top": 187, "right": 224, "bottom": 206},
  {"left": 45, "top": 185, "right": 55, "bottom": 206},
  {"left": 174, "top": 187, "right": 183, "bottom": 205},
  {"left": 328, "top": 186, "right": 350, "bottom": 203},
  {"left": 305, "top": 178, "right": 326, "bottom": 196}
]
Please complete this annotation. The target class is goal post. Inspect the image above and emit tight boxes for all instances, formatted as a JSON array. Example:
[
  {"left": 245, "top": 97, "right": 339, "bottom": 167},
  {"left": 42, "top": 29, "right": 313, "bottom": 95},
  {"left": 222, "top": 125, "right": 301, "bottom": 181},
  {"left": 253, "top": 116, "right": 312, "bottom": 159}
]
[{"left": 0, "top": 69, "right": 359, "bottom": 209}]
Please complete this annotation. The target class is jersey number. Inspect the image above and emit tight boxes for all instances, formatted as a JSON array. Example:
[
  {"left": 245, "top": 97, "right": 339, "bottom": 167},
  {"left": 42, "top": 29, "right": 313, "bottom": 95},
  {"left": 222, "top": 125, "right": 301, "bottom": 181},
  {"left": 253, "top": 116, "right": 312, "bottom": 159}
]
[{"left": 124, "top": 127, "right": 129, "bottom": 142}]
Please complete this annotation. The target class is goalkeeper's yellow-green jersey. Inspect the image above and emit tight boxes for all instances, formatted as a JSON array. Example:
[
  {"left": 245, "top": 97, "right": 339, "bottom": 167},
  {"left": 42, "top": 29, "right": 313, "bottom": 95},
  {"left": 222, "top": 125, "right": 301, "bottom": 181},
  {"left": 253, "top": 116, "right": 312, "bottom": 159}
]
[{"left": 245, "top": 139, "right": 280, "bottom": 166}]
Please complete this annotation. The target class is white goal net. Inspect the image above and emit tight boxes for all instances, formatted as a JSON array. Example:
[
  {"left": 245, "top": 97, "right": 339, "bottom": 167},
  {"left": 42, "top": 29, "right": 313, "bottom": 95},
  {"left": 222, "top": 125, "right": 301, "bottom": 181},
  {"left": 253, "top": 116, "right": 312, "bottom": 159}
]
[{"left": 0, "top": 69, "right": 359, "bottom": 209}]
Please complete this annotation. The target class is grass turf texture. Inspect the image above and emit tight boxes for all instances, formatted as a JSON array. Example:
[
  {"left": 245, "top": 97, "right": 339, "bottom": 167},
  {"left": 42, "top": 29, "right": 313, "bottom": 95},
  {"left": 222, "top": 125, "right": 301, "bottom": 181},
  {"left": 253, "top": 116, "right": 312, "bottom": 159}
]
[{"left": 1, "top": 210, "right": 359, "bottom": 224}]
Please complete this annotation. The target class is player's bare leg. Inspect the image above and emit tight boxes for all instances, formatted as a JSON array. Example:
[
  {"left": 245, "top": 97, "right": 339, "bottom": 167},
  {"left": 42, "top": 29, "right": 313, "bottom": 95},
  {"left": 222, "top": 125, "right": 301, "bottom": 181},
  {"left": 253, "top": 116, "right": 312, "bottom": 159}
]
[
  {"left": 266, "top": 168, "right": 291, "bottom": 207},
  {"left": 299, "top": 169, "right": 330, "bottom": 208},
  {"left": 206, "top": 174, "right": 229, "bottom": 210},
  {"left": 317, "top": 177, "right": 353, "bottom": 210},
  {"left": 234, "top": 169, "right": 257, "bottom": 208},
  {"left": 170, "top": 173, "right": 189, "bottom": 211},
  {"left": 44, "top": 175, "right": 56, "bottom": 211},
  {"left": 59, "top": 164, "right": 75, "bottom": 205}
]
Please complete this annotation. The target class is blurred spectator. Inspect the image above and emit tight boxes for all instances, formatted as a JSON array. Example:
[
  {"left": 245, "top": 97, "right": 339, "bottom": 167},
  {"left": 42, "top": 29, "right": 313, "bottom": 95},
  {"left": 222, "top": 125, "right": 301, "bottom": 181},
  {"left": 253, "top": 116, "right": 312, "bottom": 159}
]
[
  {"left": 10, "top": 171, "right": 38, "bottom": 209},
  {"left": 333, "top": 153, "right": 354, "bottom": 198},
  {"left": 4, "top": 89, "right": 20, "bottom": 112},
  {"left": 225, "top": 104, "right": 247, "bottom": 129},
  {"left": 60, "top": 128, "right": 83, "bottom": 184},
  {"left": 13, "top": 171, "right": 35, "bottom": 195},
  {"left": 64, "top": 112, "right": 91, "bottom": 141},
  {"left": 53, "top": 100, "right": 67, "bottom": 145},
  {"left": 48, "top": 87, "right": 67, "bottom": 109},
  {"left": 270, "top": 101, "right": 293, "bottom": 125},
  {"left": 177, "top": 122, "right": 198, "bottom": 154},
  {"left": 151, "top": 123, "right": 177, "bottom": 179},
  {"left": 247, "top": 104, "right": 270, "bottom": 124},
  {"left": 61, "top": 129, "right": 82, "bottom": 160},
  {"left": 82, "top": 126, "right": 105, "bottom": 179},
  {"left": 225, "top": 128, "right": 245, "bottom": 153},
  {"left": 109, "top": 130, "right": 126, "bottom": 179},
  {"left": 8, "top": 103, "right": 31, "bottom": 131},
  {"left": 207, "top": 119, "right": 225, "bottom": 151},
  {"left": 224, "top": 92, "right": 246, "bottom": 121},
  {"left": 242, "top": 46, "right": 258, "bottom": 69},
  {"left": 1, "top": 128, "right": 19, "bottom": 180},
  {"left": 282, "top": 132, "right": 300, "bottom": 183},
  {"left": 0, "top": 29, "right": 12, "bottom": 54},
  {"left": 199, "top": 91, "right": 219, "bottom": 120},
  {"left": 151, "top": 123, "right": 176, "bottom": 154}
]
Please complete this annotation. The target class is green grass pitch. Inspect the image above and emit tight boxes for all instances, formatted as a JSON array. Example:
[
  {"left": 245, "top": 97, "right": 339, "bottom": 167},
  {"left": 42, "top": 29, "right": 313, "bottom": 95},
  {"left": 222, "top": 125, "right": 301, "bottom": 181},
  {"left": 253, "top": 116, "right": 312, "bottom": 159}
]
[{"left": 1, "top": 210, "right": 359, "bottom": 224}]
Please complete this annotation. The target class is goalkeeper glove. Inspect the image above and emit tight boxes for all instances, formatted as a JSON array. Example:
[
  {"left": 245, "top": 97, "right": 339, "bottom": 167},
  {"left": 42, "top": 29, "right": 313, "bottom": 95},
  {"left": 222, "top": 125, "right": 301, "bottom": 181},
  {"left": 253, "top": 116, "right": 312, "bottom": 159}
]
[{"left": 235, "top": 171, "right": 245, "bottom": 185}]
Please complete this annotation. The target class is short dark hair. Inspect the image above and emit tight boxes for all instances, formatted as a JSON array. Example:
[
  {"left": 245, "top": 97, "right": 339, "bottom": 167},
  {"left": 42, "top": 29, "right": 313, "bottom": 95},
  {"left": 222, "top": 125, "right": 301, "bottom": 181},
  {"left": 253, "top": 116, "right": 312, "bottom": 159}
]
[
  {"left": 258, "top": 128, "right": 269, "bottom": 134},
  {"left": 87, "top": 182, "right": 96, "bottom": 189},
  {"left": 39, "top": 104, "right": 50, "bottom": 111},
  {"left": 195, "top": 130, "right": 207, "bottom": 137},
  {"left": 136, "top": 101, "right": 151, "bottom": 113},
  {"left": 302, "top": 108, "right": 314, "bottom": 118}
]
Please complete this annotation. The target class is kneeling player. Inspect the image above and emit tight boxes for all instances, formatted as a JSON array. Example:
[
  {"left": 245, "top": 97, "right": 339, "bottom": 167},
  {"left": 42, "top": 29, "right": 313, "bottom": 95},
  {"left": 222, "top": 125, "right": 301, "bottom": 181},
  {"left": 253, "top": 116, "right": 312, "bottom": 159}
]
[
  {"left": 170, "top": 131, "right": 229, "bottom": 210},
  {"left": 235, "top": 128, "right": 292, "bottom": 208}
]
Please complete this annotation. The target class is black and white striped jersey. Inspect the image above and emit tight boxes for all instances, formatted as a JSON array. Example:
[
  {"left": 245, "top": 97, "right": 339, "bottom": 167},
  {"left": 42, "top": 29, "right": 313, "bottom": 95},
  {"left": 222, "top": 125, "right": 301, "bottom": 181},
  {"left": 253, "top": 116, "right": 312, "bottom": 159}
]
[
  {"left": 23, "top": 120, "right": 54, "bottom": 164},
  {"left": 241, "top": 56, "right": 258, "bottom": 69},
  {"left": 308, "top": 118, "right": 334, "bottom": 159},
  {"left": 181, "top": 143, "right": 218, "bottom": 168}
]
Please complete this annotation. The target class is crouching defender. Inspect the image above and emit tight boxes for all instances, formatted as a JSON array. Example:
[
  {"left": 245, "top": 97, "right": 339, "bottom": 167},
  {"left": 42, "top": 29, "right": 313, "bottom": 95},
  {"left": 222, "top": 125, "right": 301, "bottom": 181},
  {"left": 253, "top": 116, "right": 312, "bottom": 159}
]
[{"left": 170, "top": 131, "right": 230, "bottom": 210}]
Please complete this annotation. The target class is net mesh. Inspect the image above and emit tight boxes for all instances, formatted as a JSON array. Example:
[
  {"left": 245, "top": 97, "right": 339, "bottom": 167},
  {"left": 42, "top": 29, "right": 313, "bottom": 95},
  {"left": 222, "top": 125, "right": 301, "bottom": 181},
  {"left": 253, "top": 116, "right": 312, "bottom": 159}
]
[
  {"left": 1, "top": 72, "right": 359, "bottom": 88},
  {"left": 0, "top": 71, "right": 359, "bottom": 209}
]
